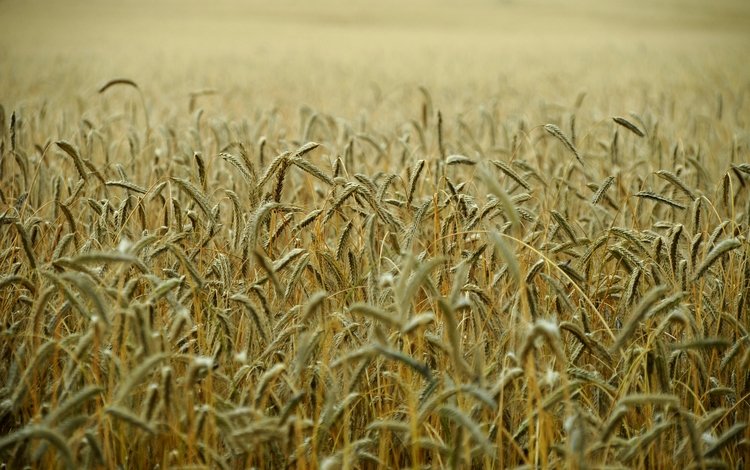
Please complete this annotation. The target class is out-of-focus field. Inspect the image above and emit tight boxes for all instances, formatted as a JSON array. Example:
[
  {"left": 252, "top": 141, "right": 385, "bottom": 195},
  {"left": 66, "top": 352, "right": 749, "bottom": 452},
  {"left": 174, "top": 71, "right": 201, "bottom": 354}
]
[
  {"left": 1, "top": 0, "right": 750, "bottom": 468},
  {"left": 2, "top": 0, "right": 750, "bottom": 110}
]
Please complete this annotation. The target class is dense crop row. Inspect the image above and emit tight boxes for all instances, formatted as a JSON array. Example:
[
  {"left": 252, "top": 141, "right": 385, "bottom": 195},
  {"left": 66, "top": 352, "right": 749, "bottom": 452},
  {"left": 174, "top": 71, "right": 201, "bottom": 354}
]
[{"left": 1, "top": 81, "right": 748, "bottom": 468}]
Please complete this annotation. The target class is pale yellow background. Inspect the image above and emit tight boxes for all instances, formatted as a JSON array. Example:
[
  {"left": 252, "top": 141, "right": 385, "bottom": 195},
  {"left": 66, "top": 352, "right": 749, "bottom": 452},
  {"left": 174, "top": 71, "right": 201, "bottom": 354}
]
[{"left": 1, "top": 0, "right": 749, "bottom": 115}]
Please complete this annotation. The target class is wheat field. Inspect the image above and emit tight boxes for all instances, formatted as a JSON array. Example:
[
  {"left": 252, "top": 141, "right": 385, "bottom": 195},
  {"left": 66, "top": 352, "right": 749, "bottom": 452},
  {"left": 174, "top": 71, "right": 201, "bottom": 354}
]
[{"left": 1, "top": 0, "right": 750, "bottom": 468}]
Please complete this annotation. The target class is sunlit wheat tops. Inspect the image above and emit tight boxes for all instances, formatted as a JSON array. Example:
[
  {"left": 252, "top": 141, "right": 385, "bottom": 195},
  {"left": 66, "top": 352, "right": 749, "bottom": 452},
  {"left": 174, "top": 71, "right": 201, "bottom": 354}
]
[{"left": 0, "top": 73, "right": 749, "bottom": 470}]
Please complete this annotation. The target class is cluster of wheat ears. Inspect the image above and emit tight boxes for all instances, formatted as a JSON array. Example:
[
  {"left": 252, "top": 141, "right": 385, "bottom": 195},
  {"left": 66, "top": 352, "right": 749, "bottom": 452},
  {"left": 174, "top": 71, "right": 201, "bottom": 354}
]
[{"left": 0, "top": 79, "right": 748, "bottom": 469}]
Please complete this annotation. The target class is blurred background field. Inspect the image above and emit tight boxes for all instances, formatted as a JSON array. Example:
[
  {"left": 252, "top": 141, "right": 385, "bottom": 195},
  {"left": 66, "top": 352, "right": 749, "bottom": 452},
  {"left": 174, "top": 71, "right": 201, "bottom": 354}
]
[{"left": 2, "top": 0, "right": 749, "bottom": 114}]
